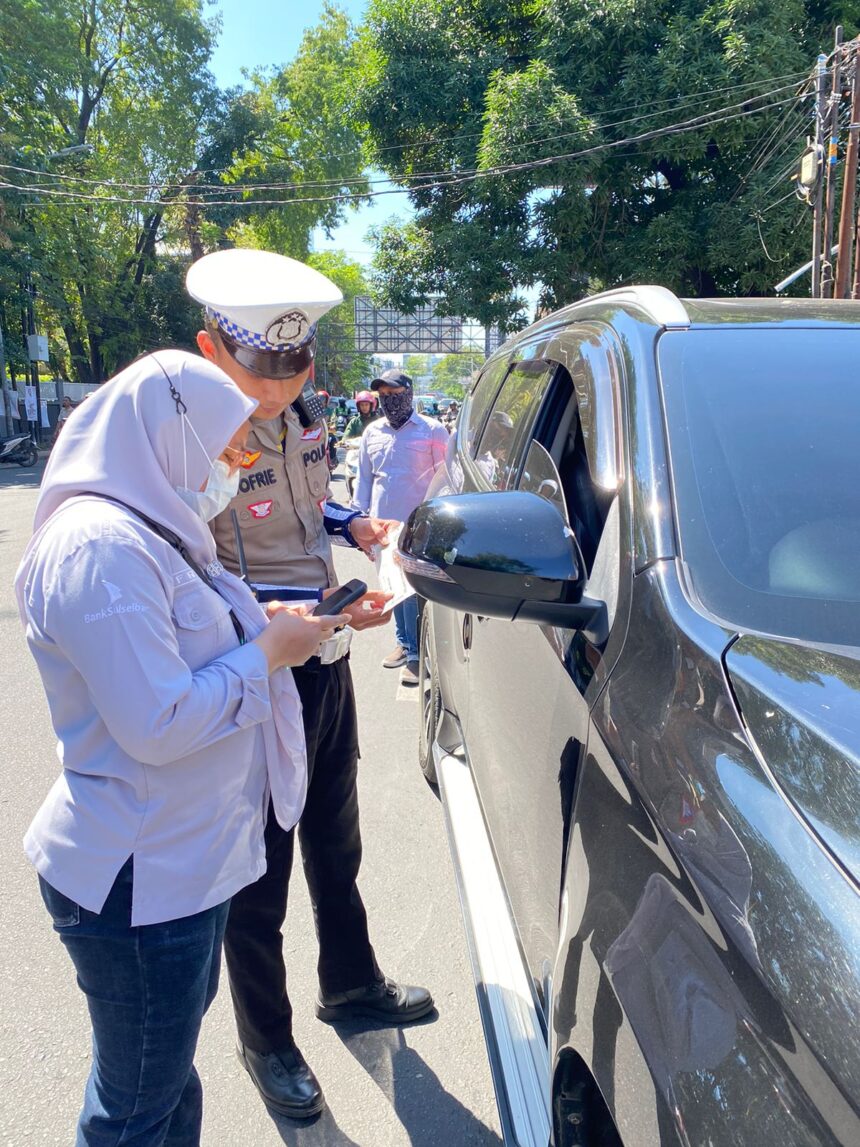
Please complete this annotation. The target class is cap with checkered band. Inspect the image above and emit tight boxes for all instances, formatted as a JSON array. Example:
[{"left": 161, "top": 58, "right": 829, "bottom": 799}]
[{"left": 186, "top": 249, "right": 343, "bottom": 379}]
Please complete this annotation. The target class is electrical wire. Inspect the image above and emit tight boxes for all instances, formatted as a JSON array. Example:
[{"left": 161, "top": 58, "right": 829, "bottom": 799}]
[
  {"left": 0, "top": 74, "right": 813, "bottom": 195},
  {"left": 8, "top": 95, "right": 801, "bottom": 212},
  {"left": 2, "top": 89, "right": 805, "bottom": 212}
]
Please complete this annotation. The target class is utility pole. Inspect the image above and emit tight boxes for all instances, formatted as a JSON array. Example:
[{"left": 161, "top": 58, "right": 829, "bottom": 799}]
[
  {"left": 835, "top": 39, "right": 860, "bottom": 297},
  {"left": 23, "top": 273, "right": 43, "bottom": 445},
  {"left": 0, "top": 322, "right": 15, "bottom": 438},
  {"left": 852, "top": 192, "right": 860, "bottom": 297},
  {"left": 822, "top": 27, "right": 844, "bottom": 296},
  {"left": 812, "top": 52, "right": 829, "bottom": 297}
]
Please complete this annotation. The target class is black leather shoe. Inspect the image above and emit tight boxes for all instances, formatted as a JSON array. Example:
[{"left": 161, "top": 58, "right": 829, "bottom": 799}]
[
  {"left": 237, "top": 1042, "right": 325, "bottom": 1118},
  {"left": 316, "top": 977, "right": 434, "bottom": 1025}
]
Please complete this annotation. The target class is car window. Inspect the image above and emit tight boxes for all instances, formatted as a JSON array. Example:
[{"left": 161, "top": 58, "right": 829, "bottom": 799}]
[
  {"left": 461, "top": 358, "right": 509, "bottom": 459},
  {"left": 519, "top": 440, "right": 570, "bottom": 526},
  {"left": 659, "top": 327, "right": 860, "bottom": 645},
  {"left": 474, "top": 360, "right": 554, "bottom": 490}
]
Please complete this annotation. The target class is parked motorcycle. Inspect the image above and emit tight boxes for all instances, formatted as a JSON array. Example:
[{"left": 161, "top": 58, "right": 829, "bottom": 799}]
[{"left": 0, "top": 432, "right": 38, "bottom": 467}]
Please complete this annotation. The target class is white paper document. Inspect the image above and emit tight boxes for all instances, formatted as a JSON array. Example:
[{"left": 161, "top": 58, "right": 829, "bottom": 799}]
[{"left": 373, "top": 524, "right": 414, "bottom": 613}]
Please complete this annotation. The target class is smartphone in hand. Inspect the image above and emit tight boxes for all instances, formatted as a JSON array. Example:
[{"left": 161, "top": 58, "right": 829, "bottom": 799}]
[{"left": 311, "top": 579, "right": 367, "bottom": 618}]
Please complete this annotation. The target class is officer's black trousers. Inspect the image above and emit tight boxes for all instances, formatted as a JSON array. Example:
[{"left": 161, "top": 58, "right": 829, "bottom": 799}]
[{"left": 224, "top": 656, "right": 381, "bottom": 1053}]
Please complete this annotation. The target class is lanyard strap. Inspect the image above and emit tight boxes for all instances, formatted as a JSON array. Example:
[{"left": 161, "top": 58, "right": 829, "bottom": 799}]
[{"left": 84, "top": 494, "right": 246, "bottom": 646}]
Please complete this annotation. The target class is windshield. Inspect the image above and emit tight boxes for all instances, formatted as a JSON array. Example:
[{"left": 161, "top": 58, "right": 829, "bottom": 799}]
[{"left": 659, "top": 328, "right": 860, "bottom": 646}]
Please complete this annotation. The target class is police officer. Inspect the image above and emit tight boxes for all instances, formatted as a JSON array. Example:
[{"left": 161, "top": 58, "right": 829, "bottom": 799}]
[{"left": 186, "top": 249, "right": 433, "bottom": 1120}]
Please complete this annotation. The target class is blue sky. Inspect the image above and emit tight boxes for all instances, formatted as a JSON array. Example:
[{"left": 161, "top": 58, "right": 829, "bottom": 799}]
[{"left": 207, "top": 0, "right": 412, "bottom": 265}]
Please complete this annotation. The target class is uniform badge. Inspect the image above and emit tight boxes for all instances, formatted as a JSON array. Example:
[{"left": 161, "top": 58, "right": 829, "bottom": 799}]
[
  {"left": 265, "top": 309, "right": 309, "bottom": 348},
  {"left": 247, "top": 500, "right": 274, "bottom": 519},
  {"left": 241, "top": 450, "right": 262, "bottom": 469},
  {"left": 301, "top": 426, "right": 323, "bottom": 441}
]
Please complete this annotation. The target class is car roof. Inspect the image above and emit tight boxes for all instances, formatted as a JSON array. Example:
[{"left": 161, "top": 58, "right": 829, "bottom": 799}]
[
  {"left": 680, "top": 296, "right": 860, "bottom": 328},
  {"left": 515, "top": 286, "right": 860, "bottom": 341}
]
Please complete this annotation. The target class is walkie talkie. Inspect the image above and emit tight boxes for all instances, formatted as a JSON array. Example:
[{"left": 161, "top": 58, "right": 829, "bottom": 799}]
[{"left": 290, "top": 379, "right": 327, "bottom": 428}]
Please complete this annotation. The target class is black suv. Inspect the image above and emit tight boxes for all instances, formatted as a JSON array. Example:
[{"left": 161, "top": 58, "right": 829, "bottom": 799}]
[{"left": 399, "top": 288, "right": 860, "bottom": 1147}]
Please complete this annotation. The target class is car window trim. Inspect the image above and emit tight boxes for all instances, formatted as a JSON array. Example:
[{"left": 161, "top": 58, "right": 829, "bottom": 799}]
[
  {"left": 461, "top": 355, "right": 512, "bottom": 465},
  {"left": 472, "top": 358, "right": 557, "bottom": 492},
  {"left": 543, "top": 323, "right": 623, "bottom": 493}
]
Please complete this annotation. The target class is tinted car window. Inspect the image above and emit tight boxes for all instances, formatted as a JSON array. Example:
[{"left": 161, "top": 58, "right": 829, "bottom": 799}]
[
  {"left": 519, "top": 439, "right": 570, "bottom": 526},
  {"left": 461, "top": 358, "right": 508, "bottom": 459},
  {"left": 659, "top": 328, "right": 860, "bottom": 645},
  {"left": 475, "top": 361, "right": 554, "bottom": 490}
]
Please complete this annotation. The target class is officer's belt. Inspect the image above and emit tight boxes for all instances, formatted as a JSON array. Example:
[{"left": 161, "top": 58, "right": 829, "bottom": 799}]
[{"left": 318, "top": 625, "right": 353, "bottom": 665}]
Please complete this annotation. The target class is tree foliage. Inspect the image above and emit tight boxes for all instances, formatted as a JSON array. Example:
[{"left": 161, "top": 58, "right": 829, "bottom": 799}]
[
  {"left": 0, "top": 1, "right": 368, "bottom": 384},
  {"left": 309, "top": 250, "right": 374, "bottom": 395},
  {"left": 431, "top": 353, "right": 471, "bottom": 395},
  {"left": 355, "top": 0, "right": 860, "bottom": 328},
  {"left": 1, "top": 0, "right": 220, "bottom": 382},
  {"left": 223, "top": 5, "right": 369, "bottom": 256}
]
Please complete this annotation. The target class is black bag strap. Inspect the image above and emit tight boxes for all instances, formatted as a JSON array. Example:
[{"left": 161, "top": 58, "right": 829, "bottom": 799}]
[{"left": 84, "top": 493, "right": 246, "bottom": 646}]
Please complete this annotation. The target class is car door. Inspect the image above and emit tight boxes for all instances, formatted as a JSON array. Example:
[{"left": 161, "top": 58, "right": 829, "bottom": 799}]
[
  {"left": 428, "top": 355, "right": 511, "bottom": 732},
  {"left": 463, "top": 328, "right": 628, "bottom": 1008}
]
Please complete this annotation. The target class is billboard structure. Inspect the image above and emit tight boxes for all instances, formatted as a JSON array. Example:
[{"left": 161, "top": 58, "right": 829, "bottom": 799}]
[{"left": 354, "top": 296, "right": 500, "bottom": 355}]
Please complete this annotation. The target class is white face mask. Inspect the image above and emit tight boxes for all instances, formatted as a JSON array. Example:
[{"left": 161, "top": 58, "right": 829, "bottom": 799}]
[
  {"left": 176, "top": 459, "right": 239, "bottom": 522},
  {"left": 175, "top": 414, "right": 240, "bottom": 522}
]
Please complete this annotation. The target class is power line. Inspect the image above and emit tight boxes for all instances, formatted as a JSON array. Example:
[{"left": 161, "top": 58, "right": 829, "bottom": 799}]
[
  {"left": 2, "top": 89, "right": 805, "bottom": 213},
  {"left": 8, "top": 96, "right": 799, "bottom": 213},
  {"left": 0, "top": 74, "right": 812, "bottom": 196}
]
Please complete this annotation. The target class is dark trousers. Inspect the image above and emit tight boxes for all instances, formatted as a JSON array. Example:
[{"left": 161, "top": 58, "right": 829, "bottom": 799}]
[
  {"left": 224, "top": 656, "right": 381, "bottom": 1053},
  {"left": 39, "top": 860, "right": 228, "bottom": 1147}
]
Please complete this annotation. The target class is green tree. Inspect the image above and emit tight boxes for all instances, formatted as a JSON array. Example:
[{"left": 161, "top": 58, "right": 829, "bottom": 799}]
[
  {"left": 0, "top": 2, "right": 369, "bottom": 383},
  {"left": 309, "top": 250, "right": 373, "bottom": 395},
  {"left": 355, "top": 0, "right": 857, "bottom": 327},
  {"left": 223, "top": 5, "right": 369, "bottom": 258},
  {"left": 1, "top": 0, "right": 219, "bottom": 382},
  {"left": 402, "top": 354, "right": 434, "bottom": 383},
  {"left": 431, "top": 353, "right": 470, "bottom": 396}
]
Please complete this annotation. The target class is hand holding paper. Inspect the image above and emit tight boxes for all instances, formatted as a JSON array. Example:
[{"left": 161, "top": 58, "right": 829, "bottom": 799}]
[{"left": 371, "top": 523, "right": 414, "bottom": 614}]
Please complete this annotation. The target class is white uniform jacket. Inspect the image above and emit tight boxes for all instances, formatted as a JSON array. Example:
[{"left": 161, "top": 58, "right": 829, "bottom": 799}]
[{"left": 16, "top": 497, "right": 307, "bottom": 925}]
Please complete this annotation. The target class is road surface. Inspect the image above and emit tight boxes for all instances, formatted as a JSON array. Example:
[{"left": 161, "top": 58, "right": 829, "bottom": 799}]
[{"left": 0, "top": 461, "right": 501, "bottom": 1147}]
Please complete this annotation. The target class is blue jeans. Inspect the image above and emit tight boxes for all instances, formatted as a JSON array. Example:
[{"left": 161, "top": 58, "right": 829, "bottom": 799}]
[
  {"left": 38, "top": 860, "right": 229, "bottom": 1147},
  {"left": 393, "top": 595, "right": 419, "bottom": 662}
]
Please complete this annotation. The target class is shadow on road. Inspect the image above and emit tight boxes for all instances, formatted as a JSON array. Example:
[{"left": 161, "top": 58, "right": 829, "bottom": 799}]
[
  {"left": 0, "top": 459, "right": 46, "bottom": 491},
  {"left": 266, "top": 1106, "right": 361, "bottom": 1147},
  {"left": 333, "top": 1022, "right": 502, "bottom": 1146}
]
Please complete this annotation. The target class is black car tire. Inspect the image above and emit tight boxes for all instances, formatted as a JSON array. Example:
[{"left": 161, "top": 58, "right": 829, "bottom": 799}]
[
  {"left": 418, "top": 610, "right": 441, "bottom": 786},
  {"left": 20, "top": 445, "right": 38, "bottom": 467}
]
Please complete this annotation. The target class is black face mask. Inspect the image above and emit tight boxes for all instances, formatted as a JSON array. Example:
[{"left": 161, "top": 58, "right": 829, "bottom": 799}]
[{"left": 379, "top": 386, "right": 413, "bottom": 429}]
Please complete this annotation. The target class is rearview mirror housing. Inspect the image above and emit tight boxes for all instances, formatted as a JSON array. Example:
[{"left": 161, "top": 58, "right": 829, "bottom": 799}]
[{"left": 399, "top": 491, "right": 604, "bottom": 630}]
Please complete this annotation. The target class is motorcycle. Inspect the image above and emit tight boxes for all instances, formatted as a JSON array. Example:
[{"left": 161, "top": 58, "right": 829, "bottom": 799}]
[
  {"left": 0, "top": 432, "right": 38, "bottom": 467},
  {"left": 327, "top": 428, "right": 340, "bottom": 472},
  {"left": 344, "top": 442, "right": 361, "bottom": 501}
]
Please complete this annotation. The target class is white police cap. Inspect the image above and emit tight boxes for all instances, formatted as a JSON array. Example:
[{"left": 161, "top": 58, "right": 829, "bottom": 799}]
[{"left": 186, "top": 249, "right": 343, "bottom": 376}]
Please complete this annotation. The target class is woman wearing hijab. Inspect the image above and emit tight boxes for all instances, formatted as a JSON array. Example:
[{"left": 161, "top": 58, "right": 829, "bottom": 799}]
[{"left": 14, "top": 349, "right": 347, "bottom": 1147}]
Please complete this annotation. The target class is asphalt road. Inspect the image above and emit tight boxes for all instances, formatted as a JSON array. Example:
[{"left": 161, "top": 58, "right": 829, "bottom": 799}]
[{"left": 0, "top": 461, "right": 501, "bottom": 1147}]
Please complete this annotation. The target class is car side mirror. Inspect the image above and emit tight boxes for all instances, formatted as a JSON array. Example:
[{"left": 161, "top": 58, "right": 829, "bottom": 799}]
[{"left": 399, "top": 490, "right": 605, "bottom": 630}]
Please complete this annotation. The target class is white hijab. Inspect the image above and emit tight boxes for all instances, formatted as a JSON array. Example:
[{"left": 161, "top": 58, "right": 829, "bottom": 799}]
[
  {"left": 33, "top": 349, "right": 254, "bottom": 567},
  {"left": 19, "top": 349, "right": 307, "bottom": 829}
]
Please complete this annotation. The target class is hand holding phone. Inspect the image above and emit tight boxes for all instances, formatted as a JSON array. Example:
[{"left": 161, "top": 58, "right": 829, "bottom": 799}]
[
  {"left": 254, "top": 608, "right": 349, "bottom": 671},
  {"left": 311, "top": 579, "right": 367, "bottom": 617}
]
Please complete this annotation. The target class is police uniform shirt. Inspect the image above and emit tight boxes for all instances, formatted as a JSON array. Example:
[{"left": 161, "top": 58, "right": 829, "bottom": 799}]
[{"left": 211, "top": 409, "right": 337, "bottom": 590}]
